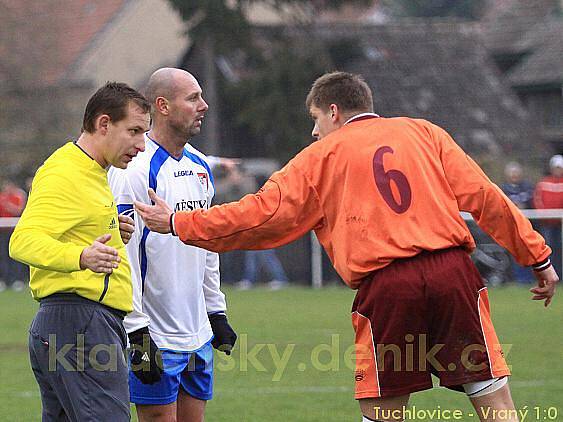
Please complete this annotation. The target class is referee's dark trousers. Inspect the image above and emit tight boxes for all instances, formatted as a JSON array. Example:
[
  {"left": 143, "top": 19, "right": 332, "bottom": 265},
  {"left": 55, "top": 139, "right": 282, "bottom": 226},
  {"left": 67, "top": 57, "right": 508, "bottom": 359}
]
[{"left": 28, "top": 293, "right": 129, "bottom": 422}]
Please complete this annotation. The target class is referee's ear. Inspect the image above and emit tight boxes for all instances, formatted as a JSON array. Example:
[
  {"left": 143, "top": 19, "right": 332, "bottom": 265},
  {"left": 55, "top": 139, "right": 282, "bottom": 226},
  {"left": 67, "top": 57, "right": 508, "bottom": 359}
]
[{"left": 95, "top": 114, "right": 111, "bottom": 135}]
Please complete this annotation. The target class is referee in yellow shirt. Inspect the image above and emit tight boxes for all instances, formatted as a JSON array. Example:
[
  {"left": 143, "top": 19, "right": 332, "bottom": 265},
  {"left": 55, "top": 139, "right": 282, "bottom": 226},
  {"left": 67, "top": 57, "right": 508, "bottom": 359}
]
[{"left": 9, "top": 82, "right": 150, "bottom": 421}]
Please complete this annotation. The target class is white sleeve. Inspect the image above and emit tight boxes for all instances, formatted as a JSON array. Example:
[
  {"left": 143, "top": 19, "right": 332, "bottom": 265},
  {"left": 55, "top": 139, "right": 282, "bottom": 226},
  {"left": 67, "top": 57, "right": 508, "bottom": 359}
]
[
  {"left": 108, "top": 167, "right": 151, "bottom": 333},
  {"left": 203, "top": 171, "right": 226, "bottom": 313},
  {"left": 203, "top": 251, "right": 227, "bottom": 314}
]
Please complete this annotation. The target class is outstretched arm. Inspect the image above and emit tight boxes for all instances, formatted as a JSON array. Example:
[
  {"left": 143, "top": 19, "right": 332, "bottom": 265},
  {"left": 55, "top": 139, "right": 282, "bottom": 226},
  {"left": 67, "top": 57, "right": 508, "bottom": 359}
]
[{"left": 135, "top": 161, "right": 324, "bottom": 252}]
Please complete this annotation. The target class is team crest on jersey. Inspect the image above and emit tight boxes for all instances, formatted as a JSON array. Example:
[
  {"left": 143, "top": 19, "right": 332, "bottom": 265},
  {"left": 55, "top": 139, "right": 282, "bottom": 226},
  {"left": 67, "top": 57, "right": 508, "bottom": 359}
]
[
  {"left": 197, "top": 172, "right": 208, "bottom": 190},
  {"left": 108, "top": 216, "right": 117, "bottom": 230}
]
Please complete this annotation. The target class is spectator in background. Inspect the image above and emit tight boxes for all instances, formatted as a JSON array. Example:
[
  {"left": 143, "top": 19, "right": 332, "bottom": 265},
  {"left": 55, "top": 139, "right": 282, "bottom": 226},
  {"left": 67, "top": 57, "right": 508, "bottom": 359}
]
[
  {"left": 0, "top": 179, "right": 27, "bottom": 217},
  {"left": 0, "top": 178, "right": 27, "bottom": 291},
  {"left": 213, "top": 160, "right": 253, "bottom": 284},
  {"left": 534, "top": 154, "right": 563, "bottom": 276},
  {"left": 215, "top": 163, "right": 289, "bottom": 290},
  {"left": 239, "top": 249, "right": 289, "bottom": 290},
  {"left": 501, "top": 162, "right": 535, "bottom": 283},
  {"left": 213, "top": 160, "right": 254, "bottom": 205},
  {"left": 501, "top": 162, "right": 533, "bottom": 209}
]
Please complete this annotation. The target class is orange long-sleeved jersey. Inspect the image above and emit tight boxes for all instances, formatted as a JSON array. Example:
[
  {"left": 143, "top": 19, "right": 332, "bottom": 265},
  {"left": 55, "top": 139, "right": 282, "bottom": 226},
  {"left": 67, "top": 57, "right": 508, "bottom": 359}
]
[{"left": 174, "top": 116, "right": 550, "bottom": 288}]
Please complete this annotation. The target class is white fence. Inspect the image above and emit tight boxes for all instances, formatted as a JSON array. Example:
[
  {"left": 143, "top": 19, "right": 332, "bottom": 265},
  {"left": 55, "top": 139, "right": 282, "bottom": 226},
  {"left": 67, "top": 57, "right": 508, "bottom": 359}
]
[
  {"left": 309, "top": 209, "right": 563, "bottom": 288},
  {"left": 0, "top": 218, "right": 19, "bottom": 229}
]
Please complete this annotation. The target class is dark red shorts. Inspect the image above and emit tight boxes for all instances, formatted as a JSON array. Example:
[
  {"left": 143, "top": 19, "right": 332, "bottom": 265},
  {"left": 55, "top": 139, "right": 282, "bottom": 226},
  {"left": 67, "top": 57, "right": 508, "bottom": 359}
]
[{"left": 351, "top": 248, "right": 510, "bottom": 399}]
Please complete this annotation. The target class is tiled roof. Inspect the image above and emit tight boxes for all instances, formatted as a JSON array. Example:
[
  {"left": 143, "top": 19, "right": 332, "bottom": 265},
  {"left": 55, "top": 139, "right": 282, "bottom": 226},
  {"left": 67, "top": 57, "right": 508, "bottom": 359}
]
[
  {"left": 1, "top": 0, "right": 127, "bottom": 87},
  {"left": 301, "top": 21, "right": 542, "bottom": 157},
  {"left": 507, "top": 19, "right": 563, "bottom": 86},
  {"left": 480, "top": 0, "right": 559, "bottom": 54}
]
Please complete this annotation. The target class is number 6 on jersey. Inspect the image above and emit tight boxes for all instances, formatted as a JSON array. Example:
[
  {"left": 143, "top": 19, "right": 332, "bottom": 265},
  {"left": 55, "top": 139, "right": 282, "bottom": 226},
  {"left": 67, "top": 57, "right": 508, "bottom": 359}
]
[{"left": 373, "top": 146, "right": 412, "bottom": 214}]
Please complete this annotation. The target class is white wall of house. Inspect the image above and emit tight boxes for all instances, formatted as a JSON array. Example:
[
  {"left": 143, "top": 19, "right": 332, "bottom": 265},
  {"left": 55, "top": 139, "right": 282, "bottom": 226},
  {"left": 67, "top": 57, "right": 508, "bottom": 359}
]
[{"left": 71, "top": 0, "right": 189, "bottom": 88}]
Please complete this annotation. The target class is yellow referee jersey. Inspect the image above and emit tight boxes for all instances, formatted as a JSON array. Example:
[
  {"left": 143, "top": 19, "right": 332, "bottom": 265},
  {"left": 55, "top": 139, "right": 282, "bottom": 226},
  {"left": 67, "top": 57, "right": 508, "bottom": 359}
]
[{"left": 9, "top": 142, "right": 132, "bottom": 312}]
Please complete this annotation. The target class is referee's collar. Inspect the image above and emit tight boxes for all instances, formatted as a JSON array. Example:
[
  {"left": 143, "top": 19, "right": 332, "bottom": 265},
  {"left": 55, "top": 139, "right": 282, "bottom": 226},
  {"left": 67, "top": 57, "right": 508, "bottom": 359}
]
[{"left": 344, "top": 113, "right": 380, "bottom": 125}]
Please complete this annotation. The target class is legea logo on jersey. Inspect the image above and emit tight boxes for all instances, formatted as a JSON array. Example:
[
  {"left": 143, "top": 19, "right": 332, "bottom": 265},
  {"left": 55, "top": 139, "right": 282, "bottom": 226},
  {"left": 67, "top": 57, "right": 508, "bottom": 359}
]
[
  {"left": 174, "top": 170, "right": 194, "bottom": 177},
  {"left": 108, "top": 217, "right": 117, "bottom": 230},
  {"left": 174, "top": 199, "right": 208, "bottom": 212}
]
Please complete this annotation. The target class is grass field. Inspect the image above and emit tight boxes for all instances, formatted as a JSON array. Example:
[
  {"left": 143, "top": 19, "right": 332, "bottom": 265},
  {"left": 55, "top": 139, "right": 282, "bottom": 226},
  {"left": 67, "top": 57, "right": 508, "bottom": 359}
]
[{"left": 0, "top": 285, "right": 561, "bottom": 421}]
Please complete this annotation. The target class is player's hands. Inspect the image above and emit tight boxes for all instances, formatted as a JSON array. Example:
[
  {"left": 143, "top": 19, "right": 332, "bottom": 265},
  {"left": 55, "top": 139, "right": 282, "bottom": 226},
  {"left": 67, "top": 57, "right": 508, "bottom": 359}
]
[
  {"left": 118, "top": 214, "right": 135, "bottom": 245},
  {"left": 217, "top": 157, "right": 242, "bottom": 169},
  {"left": 134, "top": 189, "right": 173, "bottom": 234},
  {"left": 530, "top": 265, "right": 559, "bottom": 307},
  {"left": 79, "top": 234, "right": 120, "bottom": 273},
  {"left": 128, "top": 327, "right": 164, "bottom": 384},
  {"left": 209, "top": 312, "right": 237, "bottom": 355}
]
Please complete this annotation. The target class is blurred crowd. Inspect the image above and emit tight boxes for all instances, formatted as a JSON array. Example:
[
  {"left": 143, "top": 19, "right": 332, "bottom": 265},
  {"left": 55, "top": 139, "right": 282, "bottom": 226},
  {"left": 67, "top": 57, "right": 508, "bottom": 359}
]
[
  {"left": 1, "top": 153, "right": 563, "bottom": 290},
  {"left": 213, "top": 160, "right": 289, "bottom": 290},
  {"left": 0, "top": 178, "right": 28, "bottom": 291},
  {"left": 499, "top": 155, "right": 563, "bottom": 283}
]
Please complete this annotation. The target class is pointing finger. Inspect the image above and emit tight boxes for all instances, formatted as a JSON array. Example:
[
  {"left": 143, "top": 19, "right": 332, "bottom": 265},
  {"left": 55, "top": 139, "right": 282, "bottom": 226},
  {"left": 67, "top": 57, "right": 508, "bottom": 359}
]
[
  {"left": 148, "top": 188, "right": 160, "bottom": 204},
  {"left": 148, "top": 188, "right": 169, "bottom": 208}
]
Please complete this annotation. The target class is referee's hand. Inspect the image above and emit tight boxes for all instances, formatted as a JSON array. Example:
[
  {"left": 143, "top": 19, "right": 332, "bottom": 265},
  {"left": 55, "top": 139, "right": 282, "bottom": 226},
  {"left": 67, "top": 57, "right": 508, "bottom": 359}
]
[
  {"left": 79, "top": 234, "right": 120, "bottom": 273},
  {"left": 531, "top": 265, "right": 559, "bottom": 307}
]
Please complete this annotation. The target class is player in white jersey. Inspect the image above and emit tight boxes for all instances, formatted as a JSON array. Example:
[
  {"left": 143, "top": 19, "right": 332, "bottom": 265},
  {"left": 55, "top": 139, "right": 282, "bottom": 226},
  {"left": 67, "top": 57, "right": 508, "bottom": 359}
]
[{"left": 109, "top": 68, "right": 236, "bottom": 422}]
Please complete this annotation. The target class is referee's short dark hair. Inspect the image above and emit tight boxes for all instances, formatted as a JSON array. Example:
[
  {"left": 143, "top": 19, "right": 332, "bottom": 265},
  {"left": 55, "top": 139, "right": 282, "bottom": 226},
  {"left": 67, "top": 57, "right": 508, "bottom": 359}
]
[
  {"left": 82, "top": 82, "right": 150, "bottom": 133},
  {"left": 306, "top": 71, "right": 373, "bottom": 114}
]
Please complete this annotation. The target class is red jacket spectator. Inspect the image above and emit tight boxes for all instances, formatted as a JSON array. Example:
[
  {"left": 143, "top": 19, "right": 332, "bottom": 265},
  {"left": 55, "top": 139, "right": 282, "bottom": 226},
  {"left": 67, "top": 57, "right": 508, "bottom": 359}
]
[
  {"left": 534, "top": 155, "right": 563, "bottom": 226},
  {"left": 0, "top": 181, "right": 27, "bottom": 217},
  {"left": 534, "top": 175, "right": 563, "bottom": 209}
]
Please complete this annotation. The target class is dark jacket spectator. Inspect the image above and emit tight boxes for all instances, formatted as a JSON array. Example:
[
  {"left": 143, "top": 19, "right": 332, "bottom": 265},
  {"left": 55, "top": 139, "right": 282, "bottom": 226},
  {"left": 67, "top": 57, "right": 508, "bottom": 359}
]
[{"left": 500, "top": 162, "right": 533, "bottom": 209}]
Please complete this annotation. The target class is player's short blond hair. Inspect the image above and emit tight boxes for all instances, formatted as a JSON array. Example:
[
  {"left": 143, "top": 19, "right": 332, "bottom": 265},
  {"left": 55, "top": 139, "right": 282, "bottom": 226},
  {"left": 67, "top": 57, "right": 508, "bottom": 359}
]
[{"left": 306, "top": 71, "right": 373, "bottom": 114}]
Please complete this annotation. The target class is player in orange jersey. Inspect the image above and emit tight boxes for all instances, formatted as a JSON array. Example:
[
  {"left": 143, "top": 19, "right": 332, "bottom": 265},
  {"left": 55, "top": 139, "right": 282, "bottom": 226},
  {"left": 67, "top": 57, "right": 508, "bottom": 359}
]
[{"left": 134, "top": 72, "right": 558, "bottom": 422}]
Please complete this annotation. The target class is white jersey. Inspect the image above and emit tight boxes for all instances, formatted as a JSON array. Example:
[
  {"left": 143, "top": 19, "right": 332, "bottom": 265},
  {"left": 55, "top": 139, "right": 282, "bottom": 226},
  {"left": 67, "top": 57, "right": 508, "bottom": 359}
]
[{"left": 108, "top": 135, "right": 226, "bottom": 351}]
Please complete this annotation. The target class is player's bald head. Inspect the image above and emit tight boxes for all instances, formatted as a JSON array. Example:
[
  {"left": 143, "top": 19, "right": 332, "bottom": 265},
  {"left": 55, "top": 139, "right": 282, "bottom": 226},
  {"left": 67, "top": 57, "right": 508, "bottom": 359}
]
[{"left": 145, "top": 68, "right": 196, "bottom": 107}]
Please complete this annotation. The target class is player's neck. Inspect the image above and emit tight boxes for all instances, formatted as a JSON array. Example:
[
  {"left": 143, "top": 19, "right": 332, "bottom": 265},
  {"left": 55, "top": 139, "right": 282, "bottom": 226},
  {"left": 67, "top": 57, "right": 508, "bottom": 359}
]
[{"left": 148, "top": 125, "right": 187, "bottom": 159}]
